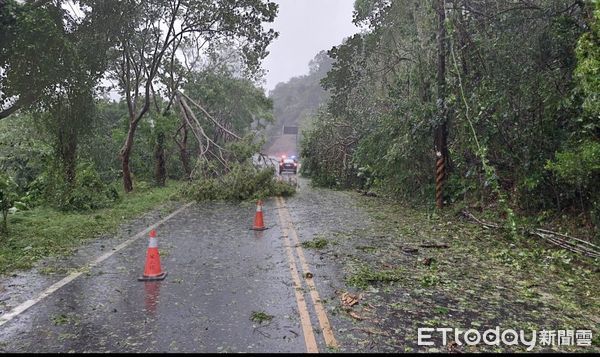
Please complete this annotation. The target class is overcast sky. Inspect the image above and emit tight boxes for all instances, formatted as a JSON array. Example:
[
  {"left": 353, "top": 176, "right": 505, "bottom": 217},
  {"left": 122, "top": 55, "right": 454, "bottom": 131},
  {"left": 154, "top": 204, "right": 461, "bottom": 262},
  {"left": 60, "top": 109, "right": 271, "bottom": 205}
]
[{"left": 261, "top": 0, "right": 360, "bottom": 93}]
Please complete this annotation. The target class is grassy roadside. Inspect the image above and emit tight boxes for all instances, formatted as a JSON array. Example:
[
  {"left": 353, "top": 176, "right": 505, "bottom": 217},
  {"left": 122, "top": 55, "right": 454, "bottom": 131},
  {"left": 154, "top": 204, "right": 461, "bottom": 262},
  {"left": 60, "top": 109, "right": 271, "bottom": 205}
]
[
  {"left": 317, "top": 191, "right": 600, "bottom": 352},
  {"left": 0, "top": 181, "right": 183, "bottom": 275}
]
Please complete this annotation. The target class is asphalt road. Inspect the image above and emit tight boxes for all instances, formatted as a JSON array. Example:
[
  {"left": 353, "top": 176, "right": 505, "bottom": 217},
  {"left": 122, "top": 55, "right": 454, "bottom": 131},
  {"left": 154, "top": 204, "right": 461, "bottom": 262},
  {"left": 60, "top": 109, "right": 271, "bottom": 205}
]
[
  {"left": 2, "top": 169, "right": 596, "bottom": 353},
  {"left": 0, "top": 180, "right": 344, "bottom": 353}
]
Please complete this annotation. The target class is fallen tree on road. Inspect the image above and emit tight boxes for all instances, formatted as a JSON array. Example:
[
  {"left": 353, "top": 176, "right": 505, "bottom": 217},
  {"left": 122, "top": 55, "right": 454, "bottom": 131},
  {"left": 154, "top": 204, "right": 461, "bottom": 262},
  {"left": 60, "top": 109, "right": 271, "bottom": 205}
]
[{"left": 175, "top": 91, "right": 295, "bottom": 201}]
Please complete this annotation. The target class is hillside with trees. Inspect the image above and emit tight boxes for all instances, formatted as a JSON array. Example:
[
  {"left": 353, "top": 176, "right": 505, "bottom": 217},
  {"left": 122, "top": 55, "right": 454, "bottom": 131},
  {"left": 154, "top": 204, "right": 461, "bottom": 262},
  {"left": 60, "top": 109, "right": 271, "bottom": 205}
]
[{"left": 263, "top": 50, "right": 332, "bottom": 155}]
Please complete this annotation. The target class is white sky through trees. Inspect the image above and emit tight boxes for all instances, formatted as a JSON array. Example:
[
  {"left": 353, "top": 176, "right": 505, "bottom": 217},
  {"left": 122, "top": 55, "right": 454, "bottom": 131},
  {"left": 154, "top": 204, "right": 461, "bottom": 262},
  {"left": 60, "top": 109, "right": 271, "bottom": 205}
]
[
  {"left": 91, "top": 0, "right": 360, "bottom": 100},
  {"left": 261, "top": 0, "right": 360, "bottom": 93}
]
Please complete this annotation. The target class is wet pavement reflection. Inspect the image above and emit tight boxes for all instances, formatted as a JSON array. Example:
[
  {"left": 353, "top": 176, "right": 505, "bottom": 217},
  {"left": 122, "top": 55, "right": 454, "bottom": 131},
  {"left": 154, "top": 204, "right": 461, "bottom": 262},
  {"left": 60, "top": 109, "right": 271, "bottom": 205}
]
[{"left": 143, "top": 282, "right": 161, "bottom": 316}]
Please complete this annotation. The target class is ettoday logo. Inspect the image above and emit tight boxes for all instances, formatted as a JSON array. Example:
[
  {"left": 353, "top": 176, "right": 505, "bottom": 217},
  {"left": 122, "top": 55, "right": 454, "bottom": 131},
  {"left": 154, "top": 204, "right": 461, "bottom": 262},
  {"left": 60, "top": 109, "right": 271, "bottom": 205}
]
[{"left": 418, "top": 327, "right": 593, "bottom": 351}]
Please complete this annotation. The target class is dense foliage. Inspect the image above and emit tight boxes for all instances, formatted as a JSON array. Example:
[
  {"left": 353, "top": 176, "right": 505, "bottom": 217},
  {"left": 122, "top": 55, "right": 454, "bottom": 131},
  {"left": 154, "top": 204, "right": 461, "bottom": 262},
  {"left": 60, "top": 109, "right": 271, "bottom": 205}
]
[
  {"left": 180, "top": 163, "right": 296, "bottom": 201},
  {"left": 300, "top": 0, "right": 600, "bottom": 235},
  {"left": 0, "top": 0, "right": 282, "bottom": 234}
]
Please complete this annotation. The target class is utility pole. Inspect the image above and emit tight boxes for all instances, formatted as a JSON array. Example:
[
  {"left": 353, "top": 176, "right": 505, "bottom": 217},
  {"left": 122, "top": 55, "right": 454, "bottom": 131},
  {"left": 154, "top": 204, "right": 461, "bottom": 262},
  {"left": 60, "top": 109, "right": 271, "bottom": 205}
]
[{"left": 434, "top": 0, "right": 448, "bottom": 209}]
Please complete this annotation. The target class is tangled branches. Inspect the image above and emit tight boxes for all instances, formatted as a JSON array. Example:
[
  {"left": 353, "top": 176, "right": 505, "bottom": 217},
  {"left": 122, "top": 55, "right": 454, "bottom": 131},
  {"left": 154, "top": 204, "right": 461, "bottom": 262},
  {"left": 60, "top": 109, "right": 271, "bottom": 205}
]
[{"left": 174, "top": 90, "right": 295, "bottom": 201}]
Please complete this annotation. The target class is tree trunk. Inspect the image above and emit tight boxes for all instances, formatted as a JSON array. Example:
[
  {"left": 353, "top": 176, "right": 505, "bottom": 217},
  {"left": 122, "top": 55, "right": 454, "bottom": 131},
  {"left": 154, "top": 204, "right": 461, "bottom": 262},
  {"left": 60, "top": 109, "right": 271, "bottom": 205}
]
[
  {"left": 176, "top": 115, "right": 192, "bottom": 179},
  {"left": 180, "top": 151, "right": 191, "bottom": 179},
  {"left": 120, "top": 122, "right": 137, "bottom": 192},
  {"left": 58, "top": 125, "right": 78, "bottom": 185},
  {"left": 434, "top": 0, "right": 449, "bottom": 209},
  {"left": 1, "top": 210, "right": 7, "bottom": 234},
  {"left": 154, "top": 132, "right": 166, "bottom": 186}
]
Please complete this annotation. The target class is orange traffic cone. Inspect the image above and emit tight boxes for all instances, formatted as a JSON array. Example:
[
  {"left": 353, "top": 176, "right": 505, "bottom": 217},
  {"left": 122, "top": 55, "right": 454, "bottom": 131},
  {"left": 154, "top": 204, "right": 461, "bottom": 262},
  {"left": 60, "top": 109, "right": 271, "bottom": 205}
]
[
  {"left": 251, "top": 200, "right": 268, "bottom": 231},
  {"left": 138, "top": 229, "right": 167, "bottom": 281}
]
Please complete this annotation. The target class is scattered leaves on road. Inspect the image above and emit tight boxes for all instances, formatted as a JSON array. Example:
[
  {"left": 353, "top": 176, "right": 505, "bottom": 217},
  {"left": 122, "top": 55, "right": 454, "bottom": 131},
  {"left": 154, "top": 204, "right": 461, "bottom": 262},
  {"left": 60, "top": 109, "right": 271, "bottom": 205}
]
[
  {"left": 340, "top": 291, "right": 360, "bottom": 308},
  {"left": 348, "top": 311, "right": 364, "bottom": 320},
  {"left": 301, "top": 237, "right": 328, "bottom": 249},
  {"left": 250, "top": 311, "right": 273, "bottom": 324}
]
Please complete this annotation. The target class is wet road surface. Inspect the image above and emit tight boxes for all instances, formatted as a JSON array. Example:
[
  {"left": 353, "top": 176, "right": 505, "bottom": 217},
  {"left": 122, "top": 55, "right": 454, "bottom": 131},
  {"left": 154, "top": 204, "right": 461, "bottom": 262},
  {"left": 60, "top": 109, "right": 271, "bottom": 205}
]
[
  {"left": 2, "top": 175, "right": 595, "bottom": 353},
  {"left": 0, "top": 180, "right": 351, "bottom": 353}
]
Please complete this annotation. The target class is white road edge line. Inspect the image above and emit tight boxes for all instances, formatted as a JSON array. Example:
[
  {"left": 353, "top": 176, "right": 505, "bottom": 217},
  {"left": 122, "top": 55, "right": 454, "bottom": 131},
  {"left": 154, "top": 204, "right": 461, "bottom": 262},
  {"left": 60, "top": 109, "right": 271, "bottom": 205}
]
[{"left": 0, "top": 202, "right": 194, "bottom": 327}]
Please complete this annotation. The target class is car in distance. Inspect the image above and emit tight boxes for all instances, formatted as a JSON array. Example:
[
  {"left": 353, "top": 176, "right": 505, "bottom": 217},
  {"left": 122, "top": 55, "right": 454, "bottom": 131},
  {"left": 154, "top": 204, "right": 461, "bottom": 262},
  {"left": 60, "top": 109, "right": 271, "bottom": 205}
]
[{"left": 279, "top": 156, "right": 298, "bottom": 174}]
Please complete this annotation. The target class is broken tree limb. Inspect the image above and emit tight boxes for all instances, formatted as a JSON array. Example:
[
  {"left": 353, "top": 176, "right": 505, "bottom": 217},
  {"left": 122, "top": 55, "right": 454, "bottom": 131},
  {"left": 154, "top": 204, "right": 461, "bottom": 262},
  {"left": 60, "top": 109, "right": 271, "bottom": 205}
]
[
  {"left": 462, "top": 209, "right": 600, "bottom": 259},
  {"left": 535, "top": 228, "right": 600, "bottom": 251},
  {"left": 177, "top": 93, "right": 230, "bottom": 157},
  {"left": 534, "top": 233, "right": 600, "bottom": 259},
  {"left": 176, "top": 94, "right": 206, "bottom": 155},
  {"left": 419, "top": 243, "right": 449, "bottom": 248},
  {"left": 530, "top": 232, "right": 600, "bottom": 259},
  {"left": 177, "top": 90, "right": 242, "bottom": 140},
  {"left": 461, "top": 210, "right": 500, "bottom": 229}
]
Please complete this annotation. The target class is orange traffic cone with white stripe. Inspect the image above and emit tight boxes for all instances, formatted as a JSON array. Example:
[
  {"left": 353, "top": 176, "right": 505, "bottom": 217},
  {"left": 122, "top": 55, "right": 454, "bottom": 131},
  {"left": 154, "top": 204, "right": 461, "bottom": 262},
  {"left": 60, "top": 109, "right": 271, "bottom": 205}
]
[
  {"left": 251, "top": 200, "right": 268, "bottom": 231},
  {"left": 138, "top": 229, "right": 167, "bottom": 281}
]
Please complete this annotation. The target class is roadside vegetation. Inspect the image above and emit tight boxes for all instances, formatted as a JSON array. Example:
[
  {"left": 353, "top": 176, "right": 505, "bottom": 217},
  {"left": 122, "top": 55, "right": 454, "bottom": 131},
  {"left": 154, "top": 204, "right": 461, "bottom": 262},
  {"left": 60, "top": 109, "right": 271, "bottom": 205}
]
[
  {"left": 299, "top": 0, "right": 600, "bottom": 247},
  {"left": 0, "top": 0, "right": 289, "bottom": 272},
  {"left": 317, "top": 191, "right": 600, "bottom": 351},
  {"left": 0, "top": 181, "right": 181, "bottom": 274}
]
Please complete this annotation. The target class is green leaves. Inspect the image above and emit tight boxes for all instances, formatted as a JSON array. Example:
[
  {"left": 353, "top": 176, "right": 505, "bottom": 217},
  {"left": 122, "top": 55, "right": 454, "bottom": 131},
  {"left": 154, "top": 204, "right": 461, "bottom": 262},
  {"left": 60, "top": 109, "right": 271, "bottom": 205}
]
[
  {"left": 575, "top": 1, "right": 600, "bottom": 118},
  {"left": 0, "top": 0, "right": 123, "bottom": 118},
  {"left": 180, "top": 162, "right": 296, "bottom": 202},
  {"left": 184, "top": 69, "right": 273, "bottom": 135},
  {"left": 546, "top": 140, "right": 600, "bottom": 185},
  {"left": 301, "top": 0, "right": 600, "bottom": 233}
]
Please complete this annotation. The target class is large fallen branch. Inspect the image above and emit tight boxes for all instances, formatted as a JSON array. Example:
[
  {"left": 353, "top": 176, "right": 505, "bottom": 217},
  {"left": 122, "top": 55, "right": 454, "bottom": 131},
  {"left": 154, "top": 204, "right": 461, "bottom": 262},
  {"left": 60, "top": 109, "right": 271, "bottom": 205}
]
[
  {"left": 175, "top": 92, "right": 276, "bottom": 180},
  {"left": 256, "top": 152, "right": 279, "bottom": 168},
  {"left": 461, "top": 210, "right": 600, "bottom": 259},
  {"left": 176, "top": 93, "right": 232, "bottom": 173},
  {"left": 177, "top": 91, "right": 242, "bottom": 140}
]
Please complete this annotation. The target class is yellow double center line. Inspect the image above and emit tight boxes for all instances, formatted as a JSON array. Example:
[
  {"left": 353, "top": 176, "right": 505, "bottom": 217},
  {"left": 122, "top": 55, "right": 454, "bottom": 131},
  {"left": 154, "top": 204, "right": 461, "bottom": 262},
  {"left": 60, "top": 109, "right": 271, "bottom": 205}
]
[{"left": 275, "top": 196, "right": 338, "bottom": 353}]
